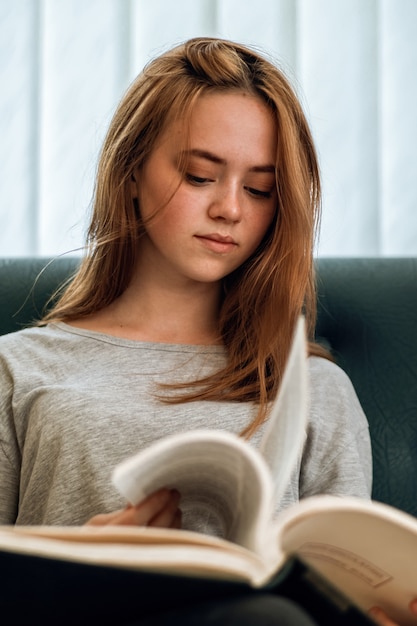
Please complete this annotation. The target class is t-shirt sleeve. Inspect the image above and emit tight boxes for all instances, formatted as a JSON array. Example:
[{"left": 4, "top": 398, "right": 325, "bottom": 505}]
[
  {"left": 0, "top": 356, "right": 20, "bottom": 523},
  {"left": 299, "top": 357, "right": 372, "bottom": 500}
]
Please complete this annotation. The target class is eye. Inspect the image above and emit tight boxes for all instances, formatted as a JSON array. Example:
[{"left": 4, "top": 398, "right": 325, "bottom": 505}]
[
  {"left": 245, "top": 186, "right": 274, "bottom": 199},
  {"left": 185, "top": 173, "right": 212, "bottom": 185}
]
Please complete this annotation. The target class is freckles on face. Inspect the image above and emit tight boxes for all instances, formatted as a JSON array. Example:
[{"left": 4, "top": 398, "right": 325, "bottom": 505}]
[{"left": 133, "top": 91, "right": 278, "bottom": 285}]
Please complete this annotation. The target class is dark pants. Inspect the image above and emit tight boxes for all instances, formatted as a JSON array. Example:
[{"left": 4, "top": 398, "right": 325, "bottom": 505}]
[{"left": 129, "top": 594, "right": 319, "bottom": 626}]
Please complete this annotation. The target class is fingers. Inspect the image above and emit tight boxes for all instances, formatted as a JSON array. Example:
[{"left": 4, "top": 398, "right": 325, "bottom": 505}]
[
  {"left": 148, "top": 489, "right": 181, "bottom": 528},
  {"left": 85, "top": 509, "right": 126, "bottom": 526},
  {"left": 369, "top": 600, "right": 417, "bottom": 625},
  {"left": 85, "top": 488, "right": 182, "bottom": 528},
  {"left": 126, "top": 488, "right": 181, "bottom": 527},
  {"left": 410, "top": 599, "right": 417, "bottom": 615},
  {"left": 172, "top": 508, "right": 182, "bottom": 529},
  {"left": 368, "top": 607, "right": 400, "bottom": 626}
]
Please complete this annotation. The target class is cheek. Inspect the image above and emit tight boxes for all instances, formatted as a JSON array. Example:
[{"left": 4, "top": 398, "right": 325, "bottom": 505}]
[
  {"left": 145, "top": 201, "right": 187, "bottom": 244},
  {"left": 138, "top": 181, "right": 185, "bottom": 236},
  {"left": 249, "top": 209, "right": 276, "bottom": 247},
  {"left": 145, "top": 214, "right": 176, "bottom": 244}
]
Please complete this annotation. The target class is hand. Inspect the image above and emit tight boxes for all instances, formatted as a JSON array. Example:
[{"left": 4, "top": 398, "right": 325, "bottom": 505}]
[
  {"left": 85, "top": 488, "right": 182, "bottom": 528},
  {"left": 369, "top": 599, "right": 417, "bottom": 625}
]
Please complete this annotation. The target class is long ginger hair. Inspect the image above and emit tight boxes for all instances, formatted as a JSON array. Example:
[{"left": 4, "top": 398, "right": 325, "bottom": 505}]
[{"left": 41, "top": 37, "right": 330, "bottom": 437}]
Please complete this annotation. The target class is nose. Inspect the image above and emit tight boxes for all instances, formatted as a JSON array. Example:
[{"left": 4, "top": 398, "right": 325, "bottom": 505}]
[{"left": 207, "top": 182, "right": 242, "bottom": 223}]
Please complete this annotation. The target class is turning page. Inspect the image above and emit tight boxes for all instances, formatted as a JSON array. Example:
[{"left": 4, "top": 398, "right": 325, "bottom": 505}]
[
  {"left": 259, "top": 316, "right": 308, "bottom": 506},
  {"left": 112, "top": 429, "right": 274, "bottom": 553},
  {"left": 112, "top": 315, "right": 308, "bottom": 554}
]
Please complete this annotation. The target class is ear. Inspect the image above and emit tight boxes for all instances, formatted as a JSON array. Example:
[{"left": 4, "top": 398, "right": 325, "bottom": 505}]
[
  {"left": 130, "top": 172, "right": 139, "bottom": 199},
  {"left": 130, "top": 172, "right": 141, "bottom": 219}
]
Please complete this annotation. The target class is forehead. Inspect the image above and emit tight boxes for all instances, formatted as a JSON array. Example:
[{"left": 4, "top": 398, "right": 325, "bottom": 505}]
[{"left": 159, "top": 90, "right": 277, "bottom": 162}]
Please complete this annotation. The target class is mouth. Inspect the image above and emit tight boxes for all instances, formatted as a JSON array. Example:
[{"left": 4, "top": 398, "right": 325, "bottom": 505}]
[{"left": 195, "top": 234, "right": 238, "bottom": 253}]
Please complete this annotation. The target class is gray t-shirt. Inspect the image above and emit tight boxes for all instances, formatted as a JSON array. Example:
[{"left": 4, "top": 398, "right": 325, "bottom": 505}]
[{"left": 0, "top": 322, "right": 372, "bottom": 530}]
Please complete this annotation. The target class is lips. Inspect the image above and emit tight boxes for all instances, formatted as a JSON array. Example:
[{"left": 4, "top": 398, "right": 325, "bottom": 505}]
[
  {"left": 198, "top": 233, "right": 236, "bottom": 243},
  {"left": 195, "top": 233, "right": 237, "bottom": 253}
]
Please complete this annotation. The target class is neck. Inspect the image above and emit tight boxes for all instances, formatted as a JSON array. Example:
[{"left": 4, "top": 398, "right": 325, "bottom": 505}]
[{"left": 97, "top": 270, "right": 223, "bottom": 345}]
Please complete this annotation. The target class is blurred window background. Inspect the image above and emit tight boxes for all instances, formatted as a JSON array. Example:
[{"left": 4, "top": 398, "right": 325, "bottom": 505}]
[{"left": 1, "top": 0, "right": 416, "bottom": 257}]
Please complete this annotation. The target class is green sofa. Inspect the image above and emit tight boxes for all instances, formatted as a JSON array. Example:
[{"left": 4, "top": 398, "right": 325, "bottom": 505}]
[{"left": 1, "top": 256, "right": 417, "bottom": 517}]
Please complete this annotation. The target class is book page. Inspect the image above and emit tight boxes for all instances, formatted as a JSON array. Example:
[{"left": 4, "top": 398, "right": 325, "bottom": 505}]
[
  {"left": 0, "top": 524, "right": 271, "bottom": 585},
  {"left": 258, "top": 316, "right": 309, "bottom": 506},
  {"left": 277, "top": 494, "right": 417, "bottom": 626},
  {"left": 112, "top": 316, "right": 308, "bottom": 559},
  {"left": 112, "top": 429, "right": 274, "bottom": 554}
]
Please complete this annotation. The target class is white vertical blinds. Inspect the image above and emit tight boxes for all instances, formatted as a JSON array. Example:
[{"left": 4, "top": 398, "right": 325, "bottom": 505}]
[{"left": 1, "top": 0, "right": 416, "bottom": 257}]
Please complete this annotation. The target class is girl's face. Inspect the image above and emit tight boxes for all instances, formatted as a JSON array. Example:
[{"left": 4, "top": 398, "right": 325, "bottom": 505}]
[{"left": 133, "top": 90, "right": 277, "bottom": 290}]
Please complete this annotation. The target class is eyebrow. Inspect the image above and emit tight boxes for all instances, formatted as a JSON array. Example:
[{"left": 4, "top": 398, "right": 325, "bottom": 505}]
[{"left": 183, "top": 149, "right": 276, "bottom": 174}]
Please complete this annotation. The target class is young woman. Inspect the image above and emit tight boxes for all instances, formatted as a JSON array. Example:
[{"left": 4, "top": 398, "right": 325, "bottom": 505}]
[{"left": 1, "top": 36, "right": 406, "bottom": 624}]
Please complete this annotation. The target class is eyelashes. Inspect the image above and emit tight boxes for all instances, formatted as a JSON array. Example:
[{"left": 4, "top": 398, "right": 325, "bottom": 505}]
[
  {"left": 244, "top": 186, "right": 273, "bottom": 199},
  {"left": 185, "top": 174, "right": 211, "bottom": 185},
  {"left": 185, "top": 173, "right": 274, "bottom": 199}
]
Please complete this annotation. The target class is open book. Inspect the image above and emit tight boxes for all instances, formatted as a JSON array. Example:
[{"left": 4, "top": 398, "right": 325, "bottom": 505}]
[
  {"left": 111, "top": 314, "right": 309, "bottom": 551},
  {"left": 0, "top": 317, "right": 416, "bottom": 625}
]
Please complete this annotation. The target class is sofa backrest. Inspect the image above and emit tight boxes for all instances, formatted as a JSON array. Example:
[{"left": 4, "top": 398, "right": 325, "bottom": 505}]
[
  {"left": 315, "top": 257, "right": 417, "bottom": 517},
  {"left": 1, "top": 257, "right": 417, "bottom": 516}
]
